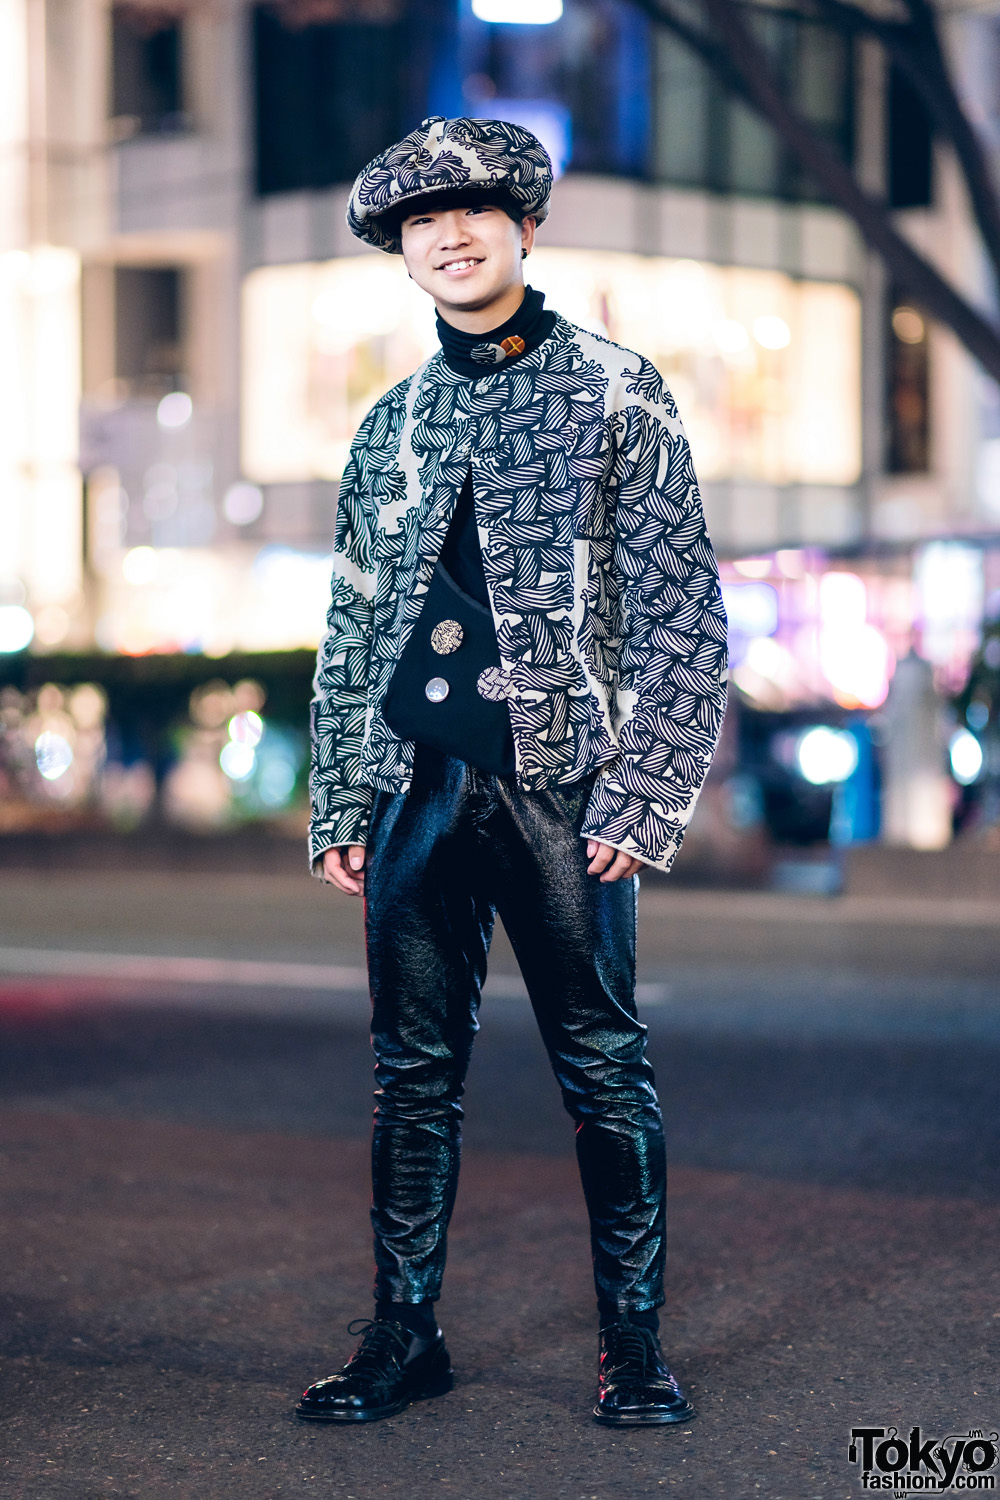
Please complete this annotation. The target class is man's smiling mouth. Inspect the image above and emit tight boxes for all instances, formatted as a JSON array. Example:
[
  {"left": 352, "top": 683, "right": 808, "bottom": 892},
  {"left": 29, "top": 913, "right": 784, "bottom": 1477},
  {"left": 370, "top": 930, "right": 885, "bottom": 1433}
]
[{"left": 437, "top": 257, "right": 484, "bottom": 272}]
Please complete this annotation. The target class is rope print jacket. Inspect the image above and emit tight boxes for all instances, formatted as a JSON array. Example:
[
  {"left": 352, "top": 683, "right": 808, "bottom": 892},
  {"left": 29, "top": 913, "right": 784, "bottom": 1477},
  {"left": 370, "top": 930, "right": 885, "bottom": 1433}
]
[{"left": 309, "top": 315, "right": 728, "bottom": 875}]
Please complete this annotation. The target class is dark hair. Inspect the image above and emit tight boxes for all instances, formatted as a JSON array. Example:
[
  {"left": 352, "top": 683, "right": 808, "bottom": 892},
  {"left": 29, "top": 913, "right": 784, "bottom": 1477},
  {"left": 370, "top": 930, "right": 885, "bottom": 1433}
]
[{"left": 379, "top": 187, "right": 525, "bottom": 240}]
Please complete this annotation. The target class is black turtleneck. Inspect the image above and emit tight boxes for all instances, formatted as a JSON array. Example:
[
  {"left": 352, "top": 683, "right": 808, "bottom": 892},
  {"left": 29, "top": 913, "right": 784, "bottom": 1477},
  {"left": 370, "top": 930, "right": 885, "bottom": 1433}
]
[{"left": 436, "top": 286, "right": 556, "bottom": 378}]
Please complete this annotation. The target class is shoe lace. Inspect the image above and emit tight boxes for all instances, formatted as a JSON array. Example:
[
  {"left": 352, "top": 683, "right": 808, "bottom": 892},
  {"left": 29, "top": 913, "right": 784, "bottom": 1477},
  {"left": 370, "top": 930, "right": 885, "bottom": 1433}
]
[
  {"left": 603, "top": 1321, "right": 658, "bottom": 1376},
  {"left": 344, "top": 1318, "right": 412, "bottom": 1376}
]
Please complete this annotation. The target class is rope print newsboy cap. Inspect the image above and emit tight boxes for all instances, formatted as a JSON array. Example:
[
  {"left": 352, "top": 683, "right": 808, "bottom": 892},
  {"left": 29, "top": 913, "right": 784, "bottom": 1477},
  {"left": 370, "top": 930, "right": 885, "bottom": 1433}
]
[{"left": 347, "top": 115, "right": 554, "bottom": 254}]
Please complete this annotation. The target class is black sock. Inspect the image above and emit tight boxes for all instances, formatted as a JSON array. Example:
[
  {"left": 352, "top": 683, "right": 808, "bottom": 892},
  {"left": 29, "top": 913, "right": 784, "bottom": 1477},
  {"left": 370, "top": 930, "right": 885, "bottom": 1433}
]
[{"left": 375, "top": 1299, "right": 438, "bottom": 1340}]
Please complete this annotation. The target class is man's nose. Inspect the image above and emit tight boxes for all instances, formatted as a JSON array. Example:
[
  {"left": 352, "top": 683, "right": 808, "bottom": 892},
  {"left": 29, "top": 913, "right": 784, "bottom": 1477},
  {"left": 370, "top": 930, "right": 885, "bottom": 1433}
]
[{"left": 436, "top": 212, "right": 472, "bottom": 248}]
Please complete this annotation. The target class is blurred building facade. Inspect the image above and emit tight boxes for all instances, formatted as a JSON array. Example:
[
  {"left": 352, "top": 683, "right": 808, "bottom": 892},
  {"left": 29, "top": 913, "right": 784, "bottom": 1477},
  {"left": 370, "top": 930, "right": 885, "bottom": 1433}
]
[{"left": 3, "top": 0, "right": 1000, "bottom": 847}]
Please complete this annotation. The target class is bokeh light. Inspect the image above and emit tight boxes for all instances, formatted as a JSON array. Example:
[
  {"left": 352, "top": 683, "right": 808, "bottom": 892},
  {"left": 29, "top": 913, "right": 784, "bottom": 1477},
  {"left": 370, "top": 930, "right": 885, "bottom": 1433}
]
[
  {"left": 35, "top": 731, "right": 74, "bottom": 781},
  {"left": 259, "top": 756, "right": 296, "bottom": 806},
  {"left": 732, "top": 557, "right": 773, "bottom": 579},
  {"left": 222, "top": 482, "right": 264, "bottom": 526},
  {"left": 471, "top": 0, "right": 563, "bottom": 20},
  {"left": 796, "top": 727, "right": 859, "bottom": 786},
  {"left": 156, "top": 392, "right": 193, "bottom": 429},
  {"left": 817, "top": 572, "right": 893, "bottom": 708},
  {"left": 722, "top": 582, "right": 778, "bottom": 638},
  {"left": 891, "top": 306, "right": 925, "bottom": 344},
  {"left": 714, "top": 319, "right": 750, "bottom": 355},
  {"left": 0, "top": 604, "right": 34, "bottom": 652},
  {"left": 33, "top": 604, "right": 71, "bottom": 646},
  {"left": 949, "top": 728, "right": 983, "bottom": 786},
  {"left": 220, "top": 741, "right": 255, "bottom": 781},
  {"left": 228, "top": 710, "right": 264, "bottom": 747},
  {"left": 122, "top": 547, "right": 159, "bottom": 586},
  {"left": 753, "top": 315, "right": 791, "bottom": 349},
  {"left": 819, "top": 624, "right": 893, "bottom": 709}
]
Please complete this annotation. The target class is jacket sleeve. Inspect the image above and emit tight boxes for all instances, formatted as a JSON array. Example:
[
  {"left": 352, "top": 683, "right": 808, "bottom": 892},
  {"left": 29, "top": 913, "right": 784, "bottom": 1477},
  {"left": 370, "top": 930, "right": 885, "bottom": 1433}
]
[
  {"left": 580, "top": 368, "right": 728, "bottom": 875},
  {"left": 308, "top": 417, "right": 378, "bottom": 873}
]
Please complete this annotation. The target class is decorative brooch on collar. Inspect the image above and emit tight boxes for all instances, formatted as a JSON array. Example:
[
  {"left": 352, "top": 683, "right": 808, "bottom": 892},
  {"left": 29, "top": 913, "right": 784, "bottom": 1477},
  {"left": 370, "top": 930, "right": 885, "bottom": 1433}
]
[{"left": 470, "top": 334, "right": 527, "bottom": 366}]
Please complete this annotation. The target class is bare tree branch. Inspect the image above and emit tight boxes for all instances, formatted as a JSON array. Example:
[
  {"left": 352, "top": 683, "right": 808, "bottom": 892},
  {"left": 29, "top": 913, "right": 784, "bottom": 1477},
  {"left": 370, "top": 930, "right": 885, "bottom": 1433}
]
[
  {"left": 743, "top": 0, "right": 902, "bottom": 45},
  {"left": 769, "top": 0, "right": 903, "bottom": 47},
  {"left": 702, "top": 0, "right": 1000, "bottom": 377},
  {"left": 630, "top": 0, "right": 1000, "bottom": 383},
  {"left": 719, "top": 0, "right": 1000, "bottom": 290},
  {"left": 895, "top": 0, "right": 1000, "bottom": 289},
  {"left": 627, "top": 0, "right": 752, "bottom": 96}
]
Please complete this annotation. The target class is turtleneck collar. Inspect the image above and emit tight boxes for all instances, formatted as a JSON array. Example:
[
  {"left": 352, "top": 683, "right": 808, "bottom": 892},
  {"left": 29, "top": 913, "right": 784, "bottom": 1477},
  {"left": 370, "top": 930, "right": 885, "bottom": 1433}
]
[{"left": 436, "top": 286, "right": 556, "bottom": 378}]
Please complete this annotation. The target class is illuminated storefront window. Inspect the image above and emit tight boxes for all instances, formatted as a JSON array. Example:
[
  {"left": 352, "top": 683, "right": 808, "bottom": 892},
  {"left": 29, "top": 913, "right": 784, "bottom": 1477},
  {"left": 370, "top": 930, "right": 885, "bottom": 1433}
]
[
  {"left": 532, "top": 252, "right": 861, "bottom": 486},
  {"left": 93, "top": 544, "right": 333, "bottom": 658},
  {"left": 0, "top": 247, "right": 83, "bottom": 645},
  {"left": 242, "top": 255, "right": 437, "bottom": 484},
  {"left": 241, "top": 248, "right": 861, "bottom": 489}
]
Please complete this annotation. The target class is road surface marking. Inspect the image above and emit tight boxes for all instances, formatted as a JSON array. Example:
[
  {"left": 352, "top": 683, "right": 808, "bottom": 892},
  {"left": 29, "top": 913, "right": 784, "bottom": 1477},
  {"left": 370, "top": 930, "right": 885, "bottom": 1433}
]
[{"left": 0, "top": 947, "right": 671, "bottom": 1005}]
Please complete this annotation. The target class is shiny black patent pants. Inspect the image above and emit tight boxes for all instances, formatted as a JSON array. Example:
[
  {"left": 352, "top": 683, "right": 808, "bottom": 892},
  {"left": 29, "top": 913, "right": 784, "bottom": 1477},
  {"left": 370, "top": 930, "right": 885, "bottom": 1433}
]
[{"left": 363, "top": 745, "right": 667, "bottom": 1315}]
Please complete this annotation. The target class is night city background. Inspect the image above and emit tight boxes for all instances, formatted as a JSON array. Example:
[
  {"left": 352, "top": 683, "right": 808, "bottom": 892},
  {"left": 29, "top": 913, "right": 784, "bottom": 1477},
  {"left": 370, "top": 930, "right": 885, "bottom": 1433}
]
[{"left": 0, "top": 1, "right": 997, "bottom": 1496}]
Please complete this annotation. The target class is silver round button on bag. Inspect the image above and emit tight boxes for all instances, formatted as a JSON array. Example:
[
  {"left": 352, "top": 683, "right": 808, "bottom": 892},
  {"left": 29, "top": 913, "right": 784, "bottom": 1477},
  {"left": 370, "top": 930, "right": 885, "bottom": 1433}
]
[{"left": 424, "top": 676, "right": 450, "bottom": 703}]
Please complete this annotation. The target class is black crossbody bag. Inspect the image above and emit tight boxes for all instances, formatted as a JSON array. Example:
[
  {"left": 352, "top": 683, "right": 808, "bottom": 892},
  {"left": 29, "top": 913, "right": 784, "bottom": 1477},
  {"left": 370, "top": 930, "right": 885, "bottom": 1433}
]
[{"left": 381, "top": 563, "right": 516, "bottom": 775}]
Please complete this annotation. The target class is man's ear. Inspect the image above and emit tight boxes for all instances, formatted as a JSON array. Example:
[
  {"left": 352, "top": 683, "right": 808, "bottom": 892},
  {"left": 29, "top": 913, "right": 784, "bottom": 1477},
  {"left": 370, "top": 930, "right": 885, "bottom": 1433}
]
[{"left": 520, "top": 215, "right": 537, "bottom": 260}]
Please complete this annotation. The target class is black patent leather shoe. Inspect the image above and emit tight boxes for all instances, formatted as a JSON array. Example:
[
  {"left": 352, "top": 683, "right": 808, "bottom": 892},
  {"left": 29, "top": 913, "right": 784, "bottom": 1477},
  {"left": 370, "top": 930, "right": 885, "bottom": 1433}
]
[
  {"left": 296, "top": 1319, "right": 453, "bottom": 1422},
  {"left": 593, "top": 1318, "right": 695, "bottom": 1426}
]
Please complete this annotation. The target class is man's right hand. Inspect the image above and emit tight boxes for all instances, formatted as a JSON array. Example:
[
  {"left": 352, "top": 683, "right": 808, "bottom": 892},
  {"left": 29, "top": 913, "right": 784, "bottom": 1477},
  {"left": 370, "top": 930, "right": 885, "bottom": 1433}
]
[{"left": 321, "top": 845, "right": 367, "bottom": 896}]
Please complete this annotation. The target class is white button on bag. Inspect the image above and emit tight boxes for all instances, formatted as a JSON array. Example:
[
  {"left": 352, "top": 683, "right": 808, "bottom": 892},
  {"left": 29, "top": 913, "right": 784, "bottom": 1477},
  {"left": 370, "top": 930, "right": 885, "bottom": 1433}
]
[{"left": 425, "top": 677, "right": 450, "bottom": 703}]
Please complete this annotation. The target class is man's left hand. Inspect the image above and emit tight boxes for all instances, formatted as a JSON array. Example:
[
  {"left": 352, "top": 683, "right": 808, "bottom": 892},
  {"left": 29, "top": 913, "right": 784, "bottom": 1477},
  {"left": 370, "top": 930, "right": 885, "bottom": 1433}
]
[{"left": 585, "top": 841, "right": 644, "bottom": 881}]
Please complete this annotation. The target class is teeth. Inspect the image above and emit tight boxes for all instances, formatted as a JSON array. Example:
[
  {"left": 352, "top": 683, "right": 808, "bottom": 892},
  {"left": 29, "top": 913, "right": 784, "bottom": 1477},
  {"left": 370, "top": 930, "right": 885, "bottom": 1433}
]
[{"left": 443, "top": 259, "right": 479, "bottom": 271}]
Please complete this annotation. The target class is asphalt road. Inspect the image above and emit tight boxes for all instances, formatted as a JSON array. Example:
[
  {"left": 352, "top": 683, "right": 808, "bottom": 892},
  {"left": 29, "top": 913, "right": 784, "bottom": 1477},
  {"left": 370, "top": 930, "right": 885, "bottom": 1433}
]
[{"left": 0, "top": 870, "right": 997, "bottom": 1500}]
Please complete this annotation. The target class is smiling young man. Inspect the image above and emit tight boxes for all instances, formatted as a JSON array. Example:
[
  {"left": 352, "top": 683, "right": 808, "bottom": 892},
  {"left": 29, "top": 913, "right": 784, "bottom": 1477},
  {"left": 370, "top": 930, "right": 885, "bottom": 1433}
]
[{"left": 298, "top": 116, "right": 727, "bottom": 1427}]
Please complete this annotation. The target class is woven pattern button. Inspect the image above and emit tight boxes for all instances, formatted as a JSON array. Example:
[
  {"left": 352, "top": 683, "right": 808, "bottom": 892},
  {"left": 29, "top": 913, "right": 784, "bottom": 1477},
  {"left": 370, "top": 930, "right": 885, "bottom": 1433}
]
[
  {"left": 476, "top": 667, "right": 511, "bottom": 702},
  {"left": 430, "top": 619, "right": 463, "bottom": 655}
]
